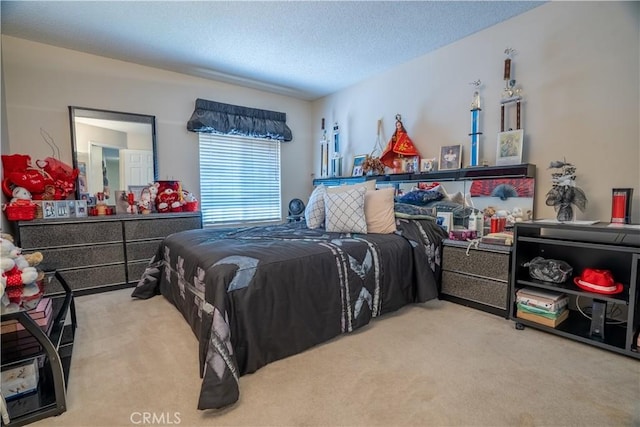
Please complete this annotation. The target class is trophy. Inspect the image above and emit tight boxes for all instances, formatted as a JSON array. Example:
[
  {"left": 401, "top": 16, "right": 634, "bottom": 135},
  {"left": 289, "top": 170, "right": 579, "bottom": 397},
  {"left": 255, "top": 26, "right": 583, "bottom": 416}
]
[
  {"left": 320, "top": 118, "right": 329, "bottom": 177},
  {"left": 331, "top": 122, "right": 342, "bottom": 177},
  {"left": 500, "top": 48, "right": 523, "bottom": 132},
  {"left": 468, "top": 79, "right": 482, "bottom": 167}
]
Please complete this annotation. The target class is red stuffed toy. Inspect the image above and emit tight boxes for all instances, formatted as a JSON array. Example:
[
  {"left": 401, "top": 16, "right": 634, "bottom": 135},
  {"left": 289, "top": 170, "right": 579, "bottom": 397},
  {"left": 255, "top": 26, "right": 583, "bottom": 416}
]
[{"left": 155, "top": 181, "right": 184, "bottom": 213}]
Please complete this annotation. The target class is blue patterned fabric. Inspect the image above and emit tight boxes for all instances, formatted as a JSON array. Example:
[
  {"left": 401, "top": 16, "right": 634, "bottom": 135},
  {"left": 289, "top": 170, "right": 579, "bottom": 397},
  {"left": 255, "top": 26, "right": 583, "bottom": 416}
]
[{"left": 396, "top": 189, "right": 444, "bottom": 206}]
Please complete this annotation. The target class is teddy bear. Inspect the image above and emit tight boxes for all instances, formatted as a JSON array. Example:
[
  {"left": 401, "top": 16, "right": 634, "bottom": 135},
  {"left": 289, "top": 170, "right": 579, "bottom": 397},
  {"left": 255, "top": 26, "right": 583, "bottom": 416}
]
[
  {"left": 137, "top": 187, "right": 153, "bottom": 214},
  {"left": 1, "top": 233, "right": 43, "bottom": 271},
  {"left": 10, "top": 186, "right": 33, "bottom": 204},
  {"left": 1, "top": 236, "right": 42, "bottom": 312},
  {"left": 156, "top": 188, "right": 182, "bottom": 213}
]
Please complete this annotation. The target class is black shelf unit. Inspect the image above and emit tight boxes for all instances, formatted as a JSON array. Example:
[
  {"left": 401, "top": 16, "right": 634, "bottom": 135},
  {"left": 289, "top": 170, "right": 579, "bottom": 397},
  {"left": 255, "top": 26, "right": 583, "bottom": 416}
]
[
  {"left": 1, "top": 271, "right": 77, "bottom": 426},
  {"left": 510, "top": 222, "right": 640, "bottom": 359}
]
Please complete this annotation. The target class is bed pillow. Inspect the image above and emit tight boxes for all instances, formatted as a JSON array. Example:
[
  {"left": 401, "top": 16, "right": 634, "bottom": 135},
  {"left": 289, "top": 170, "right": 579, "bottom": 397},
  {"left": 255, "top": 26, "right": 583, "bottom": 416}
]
[
  {"left": 324, "top": 186, "right": 367, "bottom": 234},
  {"left": 396, "top": 189, "right": 444, "bottom": 206},
  {"left": 305, "top": 185, "right": 327, "bottom": 229},
  {"left": 365, "top": 187, "right": 397, "bottom": 234},
  {"left": 326, "top": 179, "right": 376, "bottom": 194}
]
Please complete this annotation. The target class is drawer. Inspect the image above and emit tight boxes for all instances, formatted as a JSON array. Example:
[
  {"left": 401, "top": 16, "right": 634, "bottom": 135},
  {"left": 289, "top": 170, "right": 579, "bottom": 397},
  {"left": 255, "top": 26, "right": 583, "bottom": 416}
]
[
  {"left": 18, "top": 221, "right": 122, "bottom": 249},
  {"left": 44, "top": 264, "right": 127, "bottom": 295},
  {"left": 441, "top": 271, "right": 508, "bottom": 309},
  {"left": 125, "top": 240, "right": 162, "bottom": 263},
  {"left": 127, "top": 260, "right": 151, "bottom": 284},
  {"left": 124, "top": 216, "right": 201, "bottom": 240},
  {"left": 442, "top": 245, "right": 510, "bottom": 281},
  {"left": 37, "top": 243, "right": 125, "bottom": 270}
]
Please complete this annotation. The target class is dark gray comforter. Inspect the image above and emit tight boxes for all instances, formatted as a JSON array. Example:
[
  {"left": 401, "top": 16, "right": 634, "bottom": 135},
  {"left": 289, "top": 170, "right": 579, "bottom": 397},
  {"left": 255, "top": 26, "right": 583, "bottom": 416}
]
[{"left": 132, "top": 219, "right": 446, "bottom": 410}]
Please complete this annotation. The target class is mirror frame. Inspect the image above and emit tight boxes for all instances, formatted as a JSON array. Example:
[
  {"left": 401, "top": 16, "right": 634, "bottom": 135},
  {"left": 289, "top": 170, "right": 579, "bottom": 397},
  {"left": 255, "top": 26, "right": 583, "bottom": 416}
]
[{"left": 68, "top": 106, "right": 158, "bottom": 200}]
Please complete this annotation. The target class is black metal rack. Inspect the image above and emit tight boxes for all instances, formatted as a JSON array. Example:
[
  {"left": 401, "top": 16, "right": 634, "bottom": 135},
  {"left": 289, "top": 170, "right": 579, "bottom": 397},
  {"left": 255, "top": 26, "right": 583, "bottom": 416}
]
[
  {"left": 1, "top": 271, "right": 77, "bottom": 426},
  {"left": 510, "top": 221, "right": 640, "bottom": 359}
]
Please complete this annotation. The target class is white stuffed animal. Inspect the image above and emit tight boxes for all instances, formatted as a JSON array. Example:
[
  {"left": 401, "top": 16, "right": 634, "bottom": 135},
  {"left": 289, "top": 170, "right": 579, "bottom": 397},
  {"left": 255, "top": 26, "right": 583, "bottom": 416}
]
[{"left": 10, "top": 186, "right": 32, "bottom": 204}]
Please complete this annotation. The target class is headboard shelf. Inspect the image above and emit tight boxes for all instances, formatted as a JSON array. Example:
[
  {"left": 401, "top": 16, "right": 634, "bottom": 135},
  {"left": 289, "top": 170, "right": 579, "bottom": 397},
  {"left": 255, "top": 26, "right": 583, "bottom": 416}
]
[{"left": 313, "top": 163, "right": 535, "bottom": 186}]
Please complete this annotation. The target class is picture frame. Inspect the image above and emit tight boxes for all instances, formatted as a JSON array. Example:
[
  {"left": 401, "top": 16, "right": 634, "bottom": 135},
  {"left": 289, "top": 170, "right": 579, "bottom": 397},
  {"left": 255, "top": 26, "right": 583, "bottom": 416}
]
[
  {"left": 439, "top": 145, "right": 462, "bottom": 171},
  {"left": 55, "top": 201, "right": 69, "bottom": 218},
  {"left": 403, "top": 156, "right": 419, "bottom": 173},
  {"left": 436, "top": 211, "right": 453, "bottom": 233},
  {"left": 351, "top": 154, "right": 367, "bottom": 177},
  {"left": 43, "top": 201, "right": 57, "bottom": 219},
  {"left": 76, "top": 200, "right": 88, "bottom": 217},
  {"left": 496, "top": 129, "right": 523, "bottom": 166},
  {"left": 420, "top": 158, "right": 437, "bottom": 172},
  {"left": 67, "top": 200, "right": 76, "bottom": 217}
]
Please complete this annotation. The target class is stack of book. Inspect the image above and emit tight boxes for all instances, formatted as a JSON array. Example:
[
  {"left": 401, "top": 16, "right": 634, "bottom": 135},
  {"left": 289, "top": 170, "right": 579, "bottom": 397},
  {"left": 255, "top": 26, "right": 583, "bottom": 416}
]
[
  {"left": 516, "top": 288, "right": 569, "bottom": 328},
  {"left": 1, "top": 297, "right": 53, "bottom": 362}
]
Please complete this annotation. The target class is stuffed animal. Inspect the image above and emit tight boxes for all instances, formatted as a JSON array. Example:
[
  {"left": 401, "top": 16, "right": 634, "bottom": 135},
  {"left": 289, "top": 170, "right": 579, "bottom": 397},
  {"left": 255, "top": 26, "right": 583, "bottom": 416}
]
[
  {"left": 10, "top": 186, "right": 32, "bottom": 204},
  {"left": 155, "top": 181, "right": 184, "bottom": 213},
  {"left": 156, "top": 188, "right": 181, "bottom": 213},
  {"left": 0, "top": 236, "right": 42, "bottom": 311},
  {"left": 138, "top": 187, "right": 153, "bottom": 214}
]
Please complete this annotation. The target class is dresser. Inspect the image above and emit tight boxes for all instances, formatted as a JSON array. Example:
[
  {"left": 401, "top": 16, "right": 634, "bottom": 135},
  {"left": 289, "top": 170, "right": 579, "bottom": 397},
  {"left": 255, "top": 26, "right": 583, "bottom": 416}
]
[
  {"left": 440, "top": 239, "right": 512, "bottom": 317},
  {"left": 11, "top": 212, "right": 202, "bottom": 295}
]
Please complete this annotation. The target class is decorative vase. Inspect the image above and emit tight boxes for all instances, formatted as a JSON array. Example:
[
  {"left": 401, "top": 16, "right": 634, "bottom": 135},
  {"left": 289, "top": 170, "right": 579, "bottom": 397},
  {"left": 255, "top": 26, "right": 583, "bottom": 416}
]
[{"left": 556, "top": 203, "right": 574, "bottom": 222}]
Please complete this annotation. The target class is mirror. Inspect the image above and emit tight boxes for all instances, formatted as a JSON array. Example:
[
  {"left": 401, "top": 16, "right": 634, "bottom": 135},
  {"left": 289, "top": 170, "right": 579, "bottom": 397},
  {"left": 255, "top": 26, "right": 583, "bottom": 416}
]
[{"left": 69, "top": 106, "right": 158, "bottom": 201}]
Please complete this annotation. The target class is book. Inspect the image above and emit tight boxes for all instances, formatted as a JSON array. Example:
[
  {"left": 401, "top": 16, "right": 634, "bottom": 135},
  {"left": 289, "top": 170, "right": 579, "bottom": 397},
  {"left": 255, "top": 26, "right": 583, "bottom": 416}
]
[
  {"left": 516, "top": 288, "right": 568, "bottom": 313},
  {"left": 1, "top": 298, "right": 53, "bottom": 333},
  {"left": 517, "top": 308, "right": 569, "bottom": 328},
  {"left": 516, "top": 302, "right": 566, "bottom": 318}
]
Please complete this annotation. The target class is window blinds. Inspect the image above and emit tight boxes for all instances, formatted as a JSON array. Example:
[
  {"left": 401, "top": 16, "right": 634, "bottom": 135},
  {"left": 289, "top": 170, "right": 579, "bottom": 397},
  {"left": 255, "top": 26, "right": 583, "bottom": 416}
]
[{"left": 198, "top": 133, "right": 281, "bottom": 226}]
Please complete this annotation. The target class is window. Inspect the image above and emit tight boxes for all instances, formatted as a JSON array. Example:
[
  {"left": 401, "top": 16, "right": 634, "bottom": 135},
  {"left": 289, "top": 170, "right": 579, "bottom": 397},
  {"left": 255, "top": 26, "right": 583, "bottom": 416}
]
[{"left": 199, "top": 133, "right": 281, "bottom": 226}]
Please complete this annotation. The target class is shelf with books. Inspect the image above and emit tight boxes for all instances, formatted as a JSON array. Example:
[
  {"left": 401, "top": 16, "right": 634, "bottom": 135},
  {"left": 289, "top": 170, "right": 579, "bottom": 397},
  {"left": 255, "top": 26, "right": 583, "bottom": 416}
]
[{"left": 510, "top": 221, "right": 639, "bottom": 359}]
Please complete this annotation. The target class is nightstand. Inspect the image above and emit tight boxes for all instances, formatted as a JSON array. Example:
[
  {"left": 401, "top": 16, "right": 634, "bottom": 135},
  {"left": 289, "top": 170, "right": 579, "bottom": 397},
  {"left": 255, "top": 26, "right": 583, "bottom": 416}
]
[{"left": 440, "top": 239, "right": 512, "bottom": 317}]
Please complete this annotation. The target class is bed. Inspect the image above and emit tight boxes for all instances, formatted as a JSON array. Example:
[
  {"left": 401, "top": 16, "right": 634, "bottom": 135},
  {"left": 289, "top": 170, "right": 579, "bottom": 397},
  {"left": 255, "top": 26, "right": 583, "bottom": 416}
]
[{"left": 132, "top": 216, "right": 447, "bottom": 410}]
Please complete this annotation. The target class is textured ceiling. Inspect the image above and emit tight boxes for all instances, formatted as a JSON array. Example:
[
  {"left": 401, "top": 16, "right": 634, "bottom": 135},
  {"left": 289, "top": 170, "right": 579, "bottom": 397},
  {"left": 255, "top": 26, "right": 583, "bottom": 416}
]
[{"left": 1, "top": 1, "right": 544, "bottom": 100}]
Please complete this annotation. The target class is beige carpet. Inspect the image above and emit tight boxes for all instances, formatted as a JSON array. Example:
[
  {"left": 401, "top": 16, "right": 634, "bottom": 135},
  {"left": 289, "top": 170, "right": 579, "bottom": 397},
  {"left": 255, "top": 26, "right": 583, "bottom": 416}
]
[{"left": 30, "top": 288, "right": 639, "bottom": 427}]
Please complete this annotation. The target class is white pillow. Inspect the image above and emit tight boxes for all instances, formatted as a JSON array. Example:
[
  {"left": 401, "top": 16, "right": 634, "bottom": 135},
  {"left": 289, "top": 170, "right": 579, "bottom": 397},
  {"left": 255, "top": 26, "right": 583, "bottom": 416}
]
[
  {"left": 364, "top": 187, "right": 397, "bottom": 234},
  {"left": 326, "top": 179, "right": 376, "bottom": 194},
  {"left": 324, "top": 186, "right": 367, "bottom": 234},
  {"left": 305, "top": 185, "right": 327, "bottom": 229}
]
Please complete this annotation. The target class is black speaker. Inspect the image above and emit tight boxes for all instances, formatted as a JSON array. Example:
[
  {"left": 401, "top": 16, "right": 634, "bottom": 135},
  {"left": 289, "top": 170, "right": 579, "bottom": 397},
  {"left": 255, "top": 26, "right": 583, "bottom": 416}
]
[{"left": 589, "top": 299, "right": 607, "bottom": 340}]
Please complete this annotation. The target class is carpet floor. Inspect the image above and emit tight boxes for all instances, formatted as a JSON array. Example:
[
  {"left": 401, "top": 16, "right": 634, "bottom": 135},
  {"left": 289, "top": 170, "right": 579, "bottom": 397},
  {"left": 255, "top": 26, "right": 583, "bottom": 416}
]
[{"left": 29, "top": 288, "right": 640, "bottom": 427}]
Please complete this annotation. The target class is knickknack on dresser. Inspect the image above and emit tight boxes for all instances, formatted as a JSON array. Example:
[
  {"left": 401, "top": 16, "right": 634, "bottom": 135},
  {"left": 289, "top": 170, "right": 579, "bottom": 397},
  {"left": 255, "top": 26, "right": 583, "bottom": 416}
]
[{"left": 11, "top": 212, "right": 202, "bottom": 296}]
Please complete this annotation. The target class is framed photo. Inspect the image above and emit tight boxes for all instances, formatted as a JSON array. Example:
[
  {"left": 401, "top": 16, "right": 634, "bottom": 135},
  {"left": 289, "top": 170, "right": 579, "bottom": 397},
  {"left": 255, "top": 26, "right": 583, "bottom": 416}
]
[
  {"left": 436, "top": 211, "right": 453, "bottom": 233},
  {"left": 439, "top": 145, "right": 462, "bottom": 171},
  {"left": 420, "top": 158, "right": 437, "bottom": 172},
  {"left": 403, "top": 156, "right": 419, "bottom": 173},
  {"left": 56, "top": 201, "right": 69, "bottom": 218},
  {"left": 496, "top": 129, "right": 523, "bottom": 166},
  {"left": 76, "top": 200, "right": 88, "bottom": 217},
  {"left": 67, "top": 200, "right": 76, "bottom": 217},
  {"left": 43, "top": 201, "right": 57, "bottom": 219},
  {"left": 351, "top": 154, "right": 367, "bottom": 177}
]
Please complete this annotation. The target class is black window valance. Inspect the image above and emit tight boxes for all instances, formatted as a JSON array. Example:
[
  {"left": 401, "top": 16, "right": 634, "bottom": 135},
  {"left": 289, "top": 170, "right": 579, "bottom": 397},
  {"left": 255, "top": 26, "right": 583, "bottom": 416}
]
[{"left": 187, "top": 98, "right": 292, "bottom": 142}]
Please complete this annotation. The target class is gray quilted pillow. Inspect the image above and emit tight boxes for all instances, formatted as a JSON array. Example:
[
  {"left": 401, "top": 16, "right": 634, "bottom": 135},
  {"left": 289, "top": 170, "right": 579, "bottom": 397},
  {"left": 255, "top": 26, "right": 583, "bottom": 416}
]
[
  {"left": 305, "top": 185, "right": 327, "bottom": 229},
  {"left": 324, "top": 186, "right": 367, "bottom": 234}
]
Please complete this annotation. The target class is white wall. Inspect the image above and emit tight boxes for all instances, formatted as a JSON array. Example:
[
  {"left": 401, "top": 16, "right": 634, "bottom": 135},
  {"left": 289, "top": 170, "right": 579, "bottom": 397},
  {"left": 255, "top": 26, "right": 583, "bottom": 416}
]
[
  {"left": 1, "top": 36, "right": 313, "bottom": 229},
  {"left": 2, "top": 2, "right": 639, "bottom": 229},
  {"left": 312, "top": 2, "right": 640, "bottom": 223}
]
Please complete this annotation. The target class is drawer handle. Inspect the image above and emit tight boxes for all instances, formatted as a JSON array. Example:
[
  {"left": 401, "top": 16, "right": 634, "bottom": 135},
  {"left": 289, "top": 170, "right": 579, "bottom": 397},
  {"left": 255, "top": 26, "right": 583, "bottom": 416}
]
[{"left": 465, "top": 239, "right": 481, "bottom": 256}]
